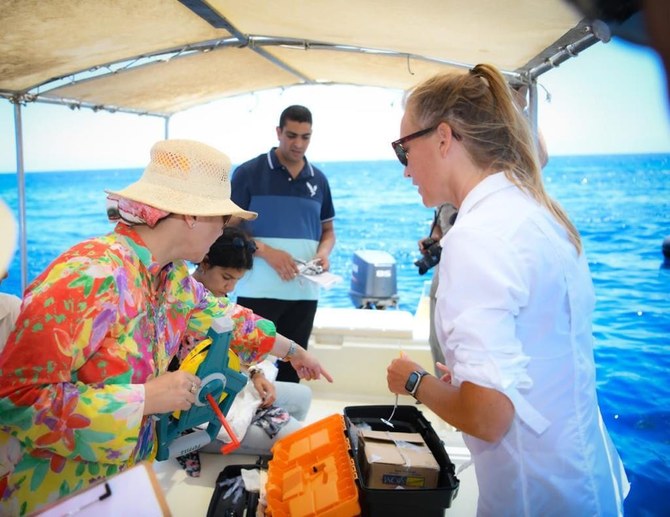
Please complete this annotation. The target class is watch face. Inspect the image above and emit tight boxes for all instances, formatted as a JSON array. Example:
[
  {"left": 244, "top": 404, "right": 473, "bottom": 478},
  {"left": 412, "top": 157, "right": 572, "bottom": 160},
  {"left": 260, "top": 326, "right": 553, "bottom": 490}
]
[{"left": 405, "top": 371, "right": 419, "bottom": 393}]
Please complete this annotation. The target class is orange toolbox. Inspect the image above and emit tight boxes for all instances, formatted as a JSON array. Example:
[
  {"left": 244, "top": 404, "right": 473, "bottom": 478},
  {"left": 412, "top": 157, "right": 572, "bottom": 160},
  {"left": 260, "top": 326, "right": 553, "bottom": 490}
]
[
  {"left": 266, "top": 405, "right": 459, "bottom": 517},
  {"left": 265, "top": 413, "right": 360, "bottom": 516}
]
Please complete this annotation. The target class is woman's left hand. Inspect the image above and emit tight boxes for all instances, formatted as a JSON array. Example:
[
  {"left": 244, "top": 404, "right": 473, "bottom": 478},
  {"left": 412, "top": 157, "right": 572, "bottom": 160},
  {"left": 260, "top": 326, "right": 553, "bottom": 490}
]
[
  {"left": 252, "top": 374, "right": 276, "bottom": 408},
  {"left": 290, "top": 348, "right": 334, "bottom": 383}
]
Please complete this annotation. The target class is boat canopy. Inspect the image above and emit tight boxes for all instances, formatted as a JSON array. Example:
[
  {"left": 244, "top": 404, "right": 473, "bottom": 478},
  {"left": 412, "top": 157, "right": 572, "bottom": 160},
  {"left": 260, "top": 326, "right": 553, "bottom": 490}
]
[
  {"left": 0, "top": 0, "right": 608, "bottom": 118},
  {"left": 1, "top": 0, "right": 638, "bottom": 292}
]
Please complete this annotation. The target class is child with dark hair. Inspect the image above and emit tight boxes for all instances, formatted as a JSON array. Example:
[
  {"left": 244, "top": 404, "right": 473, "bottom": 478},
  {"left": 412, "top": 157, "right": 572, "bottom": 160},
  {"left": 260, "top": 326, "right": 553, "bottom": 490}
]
[
  {"left": 180, "top": 227, "right": 312, "bottom": 472},
  {"left": 192, "top": 226, "right": 257, "bottom": 297}
]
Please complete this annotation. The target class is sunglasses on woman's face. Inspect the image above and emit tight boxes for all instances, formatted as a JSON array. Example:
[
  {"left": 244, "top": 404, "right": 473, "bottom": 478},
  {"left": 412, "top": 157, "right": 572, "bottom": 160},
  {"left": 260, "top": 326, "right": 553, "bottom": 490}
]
[{"left": 391, "top": 124, "right": 461, "bottom": 166}]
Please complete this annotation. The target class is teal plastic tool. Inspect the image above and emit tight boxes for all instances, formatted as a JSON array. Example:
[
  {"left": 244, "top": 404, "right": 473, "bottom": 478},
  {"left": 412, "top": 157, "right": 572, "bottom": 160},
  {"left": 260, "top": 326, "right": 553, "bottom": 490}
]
[{"left": 155, "top": 317, "right": 248, "bottom": 461}]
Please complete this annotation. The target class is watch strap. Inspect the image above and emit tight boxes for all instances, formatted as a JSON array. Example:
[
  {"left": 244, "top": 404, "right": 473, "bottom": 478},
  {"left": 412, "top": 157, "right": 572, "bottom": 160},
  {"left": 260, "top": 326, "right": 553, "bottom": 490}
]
[
  {"left": 281, "top": 340, "right": 298, "bottom": 362},
  {"left": 406, "top": 370, "right": 428, "bottom": 398}
]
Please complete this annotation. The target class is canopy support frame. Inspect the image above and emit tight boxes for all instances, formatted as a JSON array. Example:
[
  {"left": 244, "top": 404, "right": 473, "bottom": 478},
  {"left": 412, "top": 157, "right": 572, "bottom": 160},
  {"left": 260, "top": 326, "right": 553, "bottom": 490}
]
[{"left": 11, "top": 98, "right": 28, "bottom": 293}]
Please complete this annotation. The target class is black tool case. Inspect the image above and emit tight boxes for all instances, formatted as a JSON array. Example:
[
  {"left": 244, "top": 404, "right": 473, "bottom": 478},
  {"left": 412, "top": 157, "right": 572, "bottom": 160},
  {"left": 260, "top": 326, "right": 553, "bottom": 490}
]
[
  {"left": 344, "top": 404, "right": 460, "bottom": 517},
  {"left": 207, "top": 461, "right": 265, "bottom": 517}
]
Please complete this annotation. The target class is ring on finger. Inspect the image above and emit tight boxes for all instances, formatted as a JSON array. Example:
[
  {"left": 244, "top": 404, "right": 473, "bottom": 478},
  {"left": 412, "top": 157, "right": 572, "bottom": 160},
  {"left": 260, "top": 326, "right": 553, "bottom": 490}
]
[{"left": 190, "top": 382, "right": 198, "bottom": 394}]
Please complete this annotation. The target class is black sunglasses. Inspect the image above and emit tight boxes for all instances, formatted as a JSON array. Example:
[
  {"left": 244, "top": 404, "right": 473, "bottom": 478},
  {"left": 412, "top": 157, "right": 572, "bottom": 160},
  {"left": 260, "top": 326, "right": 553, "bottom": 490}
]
[
  {"left": 231, "top": 236, "right": 257, "bottom": 254},
  {"left": 391, "top": 124, "right": 461, "bottom": 166}
]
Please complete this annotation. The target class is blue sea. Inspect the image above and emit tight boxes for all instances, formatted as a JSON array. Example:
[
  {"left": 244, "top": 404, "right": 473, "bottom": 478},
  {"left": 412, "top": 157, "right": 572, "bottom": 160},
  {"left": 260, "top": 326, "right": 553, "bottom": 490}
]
[{"left": 1, "top": 155, "right": 669, "bottom": 516}]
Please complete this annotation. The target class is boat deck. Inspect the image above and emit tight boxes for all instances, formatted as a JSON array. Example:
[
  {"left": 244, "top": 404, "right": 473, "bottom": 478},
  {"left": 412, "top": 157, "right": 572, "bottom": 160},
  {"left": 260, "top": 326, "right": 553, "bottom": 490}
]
[
  {"left": 152, "top": 392, "right": 478, "bottom": 516},
  {"left": 154, "top": 302, "right": 479, "bottom": 515}
]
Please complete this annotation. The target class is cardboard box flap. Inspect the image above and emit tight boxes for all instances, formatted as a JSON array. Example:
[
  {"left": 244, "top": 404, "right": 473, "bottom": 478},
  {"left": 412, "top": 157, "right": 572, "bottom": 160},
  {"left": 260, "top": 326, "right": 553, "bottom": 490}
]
[
  {"left": 358, "top": 429, "right": 439, "bottom": 469},
  {"left": 359, "top": 430, "right": 427, "bottom": 446}
]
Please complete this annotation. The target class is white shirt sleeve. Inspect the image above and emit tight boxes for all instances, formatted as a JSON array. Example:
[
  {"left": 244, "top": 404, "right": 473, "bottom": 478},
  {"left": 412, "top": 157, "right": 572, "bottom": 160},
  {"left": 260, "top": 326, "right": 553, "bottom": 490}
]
[
  {"left": 0, "top": 293, "right": 22, "bottom": 353},
  {"left": 436, "top": 225, "right": 533, "bottom": 393}
]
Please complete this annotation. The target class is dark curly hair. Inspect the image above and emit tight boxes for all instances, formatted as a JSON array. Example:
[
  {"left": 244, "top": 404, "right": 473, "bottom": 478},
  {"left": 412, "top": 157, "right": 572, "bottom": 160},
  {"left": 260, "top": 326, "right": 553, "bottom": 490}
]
[{"left": 202, "top": 226, "right": 256, "bottom": 270}]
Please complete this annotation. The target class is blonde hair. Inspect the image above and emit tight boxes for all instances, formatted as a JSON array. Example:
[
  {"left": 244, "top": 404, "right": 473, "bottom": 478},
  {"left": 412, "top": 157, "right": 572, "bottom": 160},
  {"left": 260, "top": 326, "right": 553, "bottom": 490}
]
[{"left": 405, "top": 64, "right": 582, "bottom": 253}]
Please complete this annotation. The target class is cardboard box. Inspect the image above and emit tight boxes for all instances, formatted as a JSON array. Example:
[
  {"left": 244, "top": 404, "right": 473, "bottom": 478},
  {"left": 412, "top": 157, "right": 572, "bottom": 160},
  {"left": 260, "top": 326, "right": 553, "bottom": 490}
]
[{"left": 358, "top": 429, "right": 440, "bottom": 490}]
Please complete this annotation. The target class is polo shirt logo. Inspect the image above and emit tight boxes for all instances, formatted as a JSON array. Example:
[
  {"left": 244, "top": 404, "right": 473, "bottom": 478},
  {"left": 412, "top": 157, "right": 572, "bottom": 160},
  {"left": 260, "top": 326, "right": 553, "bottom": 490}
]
[{"left": 306, "top": 181, "right": 318, "bottom": 197}]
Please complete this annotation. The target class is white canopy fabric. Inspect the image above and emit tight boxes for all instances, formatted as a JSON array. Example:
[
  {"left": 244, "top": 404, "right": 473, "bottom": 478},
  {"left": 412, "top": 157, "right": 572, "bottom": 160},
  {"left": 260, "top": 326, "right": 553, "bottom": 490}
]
[{"left": 0, "top": 0, "right": 599, "bottom": 117}]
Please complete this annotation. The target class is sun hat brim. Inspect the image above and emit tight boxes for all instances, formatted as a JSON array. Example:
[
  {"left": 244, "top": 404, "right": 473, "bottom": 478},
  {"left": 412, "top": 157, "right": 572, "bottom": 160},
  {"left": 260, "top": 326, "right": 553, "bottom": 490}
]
[
  {"left": 108, "top": 139, "right": 257, "bottom": 220},
  {"left": 0, "top": 199, "right": 17, "bottom": 276},
  {"left": 105, "top": 181, "right": 257, "bottom": 220}
]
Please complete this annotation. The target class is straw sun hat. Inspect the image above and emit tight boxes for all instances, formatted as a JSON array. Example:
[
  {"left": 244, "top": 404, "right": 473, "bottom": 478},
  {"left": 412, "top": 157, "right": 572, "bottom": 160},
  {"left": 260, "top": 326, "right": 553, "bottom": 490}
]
[
  {"left": 0, "top": 198, "right": 17, "bottom": 277},
  {"left": 107, "top": 139, "right": 257, "bottom": 220}
]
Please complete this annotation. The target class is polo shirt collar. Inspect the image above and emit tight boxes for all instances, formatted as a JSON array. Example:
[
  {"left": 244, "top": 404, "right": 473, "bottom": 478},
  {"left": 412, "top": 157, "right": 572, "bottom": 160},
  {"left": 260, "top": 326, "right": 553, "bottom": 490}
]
[{"left": 266, "top": 147, "right": 314, "bottom": 178}]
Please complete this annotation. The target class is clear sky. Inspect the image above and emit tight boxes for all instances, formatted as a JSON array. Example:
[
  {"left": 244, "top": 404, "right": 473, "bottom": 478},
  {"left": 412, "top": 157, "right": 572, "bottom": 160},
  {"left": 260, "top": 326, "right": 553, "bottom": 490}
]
[{"left": 0, "top": 37, "right": 668, "bottom": 173}]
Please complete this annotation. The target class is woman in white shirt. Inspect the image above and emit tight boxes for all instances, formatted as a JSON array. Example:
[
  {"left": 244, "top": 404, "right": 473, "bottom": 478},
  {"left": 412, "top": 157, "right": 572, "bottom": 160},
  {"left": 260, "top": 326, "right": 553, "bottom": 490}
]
[
  {"left": 0, "top": 275, "right": 21, "bottom": 352},
  {"left": 0, "top": 200, "right": 20, "bottom": 352},
  {"left": 386, "top": 64, "right": 628, "bottom": 516}
]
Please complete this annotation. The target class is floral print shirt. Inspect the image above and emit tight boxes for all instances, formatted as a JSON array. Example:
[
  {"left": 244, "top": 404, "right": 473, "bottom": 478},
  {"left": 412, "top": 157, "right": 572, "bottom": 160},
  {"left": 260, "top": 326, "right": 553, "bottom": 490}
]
[{"left": 0, "top": 224, "right": 275, "bottom": 516}]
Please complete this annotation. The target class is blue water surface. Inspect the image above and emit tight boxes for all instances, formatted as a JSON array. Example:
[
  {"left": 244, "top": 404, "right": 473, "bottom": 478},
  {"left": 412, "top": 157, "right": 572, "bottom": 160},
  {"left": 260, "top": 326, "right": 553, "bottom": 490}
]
[{"left": 1, "top": 154, "right": 669, "bottom": 515}]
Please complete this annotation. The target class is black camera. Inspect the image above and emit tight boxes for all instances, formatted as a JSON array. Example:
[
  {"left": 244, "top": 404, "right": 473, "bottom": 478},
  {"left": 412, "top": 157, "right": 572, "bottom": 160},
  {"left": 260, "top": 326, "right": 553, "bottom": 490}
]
[{"left": 414, "top": 237, "right": 442, "bottom": 275}]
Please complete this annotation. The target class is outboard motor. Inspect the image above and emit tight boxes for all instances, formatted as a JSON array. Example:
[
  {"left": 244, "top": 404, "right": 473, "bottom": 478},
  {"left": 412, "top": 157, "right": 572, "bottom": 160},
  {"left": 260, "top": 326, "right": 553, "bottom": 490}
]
[{"left": 349, "top": 250, "right": 399, "bottom": 309}]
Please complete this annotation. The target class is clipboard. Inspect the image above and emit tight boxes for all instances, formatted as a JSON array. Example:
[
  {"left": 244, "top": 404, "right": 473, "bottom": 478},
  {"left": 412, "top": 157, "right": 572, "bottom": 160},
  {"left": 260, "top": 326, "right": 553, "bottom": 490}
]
[{"left": 35, "top": 462, "right": 171, "bottom": 516}]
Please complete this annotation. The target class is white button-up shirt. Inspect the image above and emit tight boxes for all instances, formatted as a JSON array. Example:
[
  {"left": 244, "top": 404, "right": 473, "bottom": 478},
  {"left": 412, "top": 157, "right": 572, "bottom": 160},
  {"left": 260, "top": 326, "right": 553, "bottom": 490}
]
[
  {"left": 0, "top": 293, "right": 21, "bottom": 352},
  {"left": 436, "top": 172, "right": 628, "bottom": 516}
]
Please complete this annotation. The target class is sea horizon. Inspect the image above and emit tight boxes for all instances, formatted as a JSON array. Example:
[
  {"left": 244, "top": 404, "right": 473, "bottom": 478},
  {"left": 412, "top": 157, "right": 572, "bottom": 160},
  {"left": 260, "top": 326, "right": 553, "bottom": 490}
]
[{"left": 1, "top": 151, "right": 669, "bottom": 175}]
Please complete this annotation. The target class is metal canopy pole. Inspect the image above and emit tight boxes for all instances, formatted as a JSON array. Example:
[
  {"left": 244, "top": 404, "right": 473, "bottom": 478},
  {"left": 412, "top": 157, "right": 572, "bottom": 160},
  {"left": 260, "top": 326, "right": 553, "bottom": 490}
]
[
  {"left": 12, "top": 101, "right": 28, "bottom": 293},
  {"left": 528, "top": 81, "right": 539, "bottom": 147}
]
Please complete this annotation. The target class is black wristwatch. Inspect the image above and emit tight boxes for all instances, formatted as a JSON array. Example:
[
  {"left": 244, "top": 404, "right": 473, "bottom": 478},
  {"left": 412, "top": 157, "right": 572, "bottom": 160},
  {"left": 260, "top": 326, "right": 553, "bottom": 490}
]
[{"left": 405, "top": 370, "right": 429, "bottom": 398}]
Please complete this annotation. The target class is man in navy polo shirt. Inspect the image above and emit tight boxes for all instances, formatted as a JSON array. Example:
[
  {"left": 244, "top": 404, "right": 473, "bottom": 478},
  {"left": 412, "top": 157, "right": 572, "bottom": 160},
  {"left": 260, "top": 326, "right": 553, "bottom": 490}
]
[{"left": 231, "top": 105, "right": 336, "bottom": 383}]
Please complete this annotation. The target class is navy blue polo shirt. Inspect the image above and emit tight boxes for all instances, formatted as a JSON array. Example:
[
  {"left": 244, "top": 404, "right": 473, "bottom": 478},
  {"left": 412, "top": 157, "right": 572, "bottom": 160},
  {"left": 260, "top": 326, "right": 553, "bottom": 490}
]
[{"left": 230, "top": 148, "right": 335, "bottom": 300}]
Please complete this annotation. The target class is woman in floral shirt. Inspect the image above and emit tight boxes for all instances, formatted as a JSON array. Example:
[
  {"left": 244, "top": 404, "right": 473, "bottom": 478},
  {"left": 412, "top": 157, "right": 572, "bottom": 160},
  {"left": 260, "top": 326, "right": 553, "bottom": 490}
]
[{"left": 0, "top": 140, "right": 331, "bottom": 516}]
